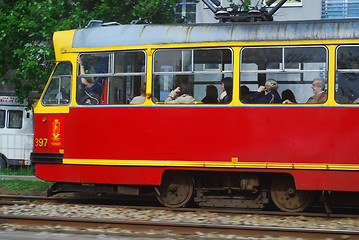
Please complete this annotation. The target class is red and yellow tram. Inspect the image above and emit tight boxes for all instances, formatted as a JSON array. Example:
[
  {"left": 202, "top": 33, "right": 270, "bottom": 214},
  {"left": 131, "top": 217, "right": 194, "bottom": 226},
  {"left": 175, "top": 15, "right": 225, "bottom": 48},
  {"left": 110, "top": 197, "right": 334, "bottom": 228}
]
[{"left": 32, "top": 19, "right": 359, "bottom": 212}]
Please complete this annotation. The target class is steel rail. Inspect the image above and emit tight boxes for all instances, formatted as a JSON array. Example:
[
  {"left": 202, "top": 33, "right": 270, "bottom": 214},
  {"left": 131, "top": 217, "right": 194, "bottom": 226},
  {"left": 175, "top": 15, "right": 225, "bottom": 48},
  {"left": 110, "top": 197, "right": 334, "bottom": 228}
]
[
  {"left": 2, "top": 194, "right": 359, "bottom": 219},
  {"left": 1, "top": 194, "right": 359, "bottom": 219},
  {"left": 0, "top": 214, "right": 358, "bottom": 239}
]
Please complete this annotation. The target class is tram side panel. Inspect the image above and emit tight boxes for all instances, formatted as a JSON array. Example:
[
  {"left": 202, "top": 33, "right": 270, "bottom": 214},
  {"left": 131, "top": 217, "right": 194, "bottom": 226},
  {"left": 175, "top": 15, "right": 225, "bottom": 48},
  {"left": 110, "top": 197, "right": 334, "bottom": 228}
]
[{"left": 34, "top": 104, "right": 359, "bottom": 192}]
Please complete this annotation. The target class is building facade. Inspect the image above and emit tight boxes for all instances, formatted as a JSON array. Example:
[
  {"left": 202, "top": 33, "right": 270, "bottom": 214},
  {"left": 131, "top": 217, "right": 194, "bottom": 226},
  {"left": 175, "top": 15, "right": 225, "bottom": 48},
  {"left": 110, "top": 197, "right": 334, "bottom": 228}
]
[{"left": 176, "top": 0, "right": 359, "bottom": 23}]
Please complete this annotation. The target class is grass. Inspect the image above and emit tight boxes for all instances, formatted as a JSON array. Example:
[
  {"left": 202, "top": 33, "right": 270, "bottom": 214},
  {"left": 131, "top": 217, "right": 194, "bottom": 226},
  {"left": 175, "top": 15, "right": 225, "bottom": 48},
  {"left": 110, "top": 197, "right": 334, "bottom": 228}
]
[
  {"left": 1, "top": 166, "right": 35, "bottom": 176},
  {"left": 0, "top": 179, "right": 53, "bottom": 191},
  {"left": 0, "top": 166, "right": 52, "bottom": 194}
]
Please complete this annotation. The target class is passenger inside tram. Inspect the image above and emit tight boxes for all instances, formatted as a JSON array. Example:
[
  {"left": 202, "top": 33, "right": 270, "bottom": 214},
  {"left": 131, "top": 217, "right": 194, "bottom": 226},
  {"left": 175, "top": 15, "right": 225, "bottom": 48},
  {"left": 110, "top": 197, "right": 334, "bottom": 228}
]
[
  {"left": 281, "top": 89, "right": 297, "bottom": 104},
  {"left": 220, "top": 77, "right": 233, "bottom": 104},
  {"left": 201, "top": 85, "right": 218, "bottom": 104},
  {"left": 130, "top": 83, "right": 158, "bottom": 104},
  {"left": 77, "top": 56, "right": 108, "bottom": 105},
  {"left": 306, "top": 77, "right": 327, "bottom": 104},
  {"left": 164, "top": 81, "right": 196, "bottom": 104},
  {"left": 250, "top": 79, "right": 281, "bottom": 104},
  {"left": 130, "top": 83, "right": 146, "bottom": 104},
  {"left": 240, "top": 46, "right": 328, "bottom": 104},
  {"left": 240, "top": 85, "right": 252, "bottom": 103}
]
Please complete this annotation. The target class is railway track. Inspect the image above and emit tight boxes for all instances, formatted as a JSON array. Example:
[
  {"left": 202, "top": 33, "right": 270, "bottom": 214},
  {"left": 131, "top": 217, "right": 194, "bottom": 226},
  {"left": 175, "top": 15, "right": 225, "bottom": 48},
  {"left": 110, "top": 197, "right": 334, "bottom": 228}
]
[
  {"left": 1, "top": 194, "right": 359, "bottom": 219},
  {"left": 0, "top": 214, "right": 359, "bottom": 239},
  {"left": 1, "top": 194, "right": 359, "bottom": 238}
]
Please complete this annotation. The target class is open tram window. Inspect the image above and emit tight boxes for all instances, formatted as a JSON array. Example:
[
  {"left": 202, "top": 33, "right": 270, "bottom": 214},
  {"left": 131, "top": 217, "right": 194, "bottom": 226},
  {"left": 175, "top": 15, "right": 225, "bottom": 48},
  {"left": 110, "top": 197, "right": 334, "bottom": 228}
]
[
  {"left": 77, "top": 53, "right": 111, "bottom": 105},
  {"left": 240, "top": 46, "right": 328, "bottom": 104},
  {"left": 153, "top": 48, "right": 233, "bottom": 104},
  {"left": 77, "top": 51, "right": 146, "bottom": 105},
  {"left": 335, "top": 46, "right": 359, "bottom": 104},
  {"left": 0, "top": 110, "right": 5, "bottom": 128},
  {"left": 42, "top": 62, "right": 72, "bottom": 106}
]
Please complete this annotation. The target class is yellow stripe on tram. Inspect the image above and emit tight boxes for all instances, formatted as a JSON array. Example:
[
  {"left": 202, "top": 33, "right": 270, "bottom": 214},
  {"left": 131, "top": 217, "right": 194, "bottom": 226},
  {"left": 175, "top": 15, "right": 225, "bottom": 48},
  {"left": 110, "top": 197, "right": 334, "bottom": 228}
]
[{"left": 62, "top": 158, "right": 359, "bottom": 171}]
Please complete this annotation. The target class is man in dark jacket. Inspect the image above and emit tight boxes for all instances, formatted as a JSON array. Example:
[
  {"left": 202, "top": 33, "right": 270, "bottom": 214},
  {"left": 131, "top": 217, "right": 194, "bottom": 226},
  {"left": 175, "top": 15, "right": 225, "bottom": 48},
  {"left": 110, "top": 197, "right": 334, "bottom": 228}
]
[{"left": 251, "top": 79, "right": 281, "bottom": 104}]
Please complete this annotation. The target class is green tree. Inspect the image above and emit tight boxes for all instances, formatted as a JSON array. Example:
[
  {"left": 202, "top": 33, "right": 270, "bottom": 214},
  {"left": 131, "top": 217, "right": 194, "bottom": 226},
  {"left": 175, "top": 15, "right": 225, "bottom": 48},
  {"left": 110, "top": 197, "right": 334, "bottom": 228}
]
[
  {"left": 0, "top": 0, "right": 181, "bottom": 107},
  {"left": 79, "top": 0, "right": 181, "bottom": 24},
  {"left": 227, "top": 0, "right": 251, "bottom": 11}
]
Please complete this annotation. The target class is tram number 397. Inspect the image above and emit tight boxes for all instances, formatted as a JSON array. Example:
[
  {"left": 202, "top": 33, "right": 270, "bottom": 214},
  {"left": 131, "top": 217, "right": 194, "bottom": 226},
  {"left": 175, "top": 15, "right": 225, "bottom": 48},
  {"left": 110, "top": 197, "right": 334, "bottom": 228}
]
[{"left": 34, "top": 138, "right": 48, "bottom": 147}]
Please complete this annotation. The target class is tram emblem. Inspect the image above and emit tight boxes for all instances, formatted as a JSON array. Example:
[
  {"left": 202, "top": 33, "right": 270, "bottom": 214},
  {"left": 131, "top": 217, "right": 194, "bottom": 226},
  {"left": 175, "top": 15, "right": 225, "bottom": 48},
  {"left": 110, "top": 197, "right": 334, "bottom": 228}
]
[{"left": 51, "top": 119, "right": 61, "bottom": 146}]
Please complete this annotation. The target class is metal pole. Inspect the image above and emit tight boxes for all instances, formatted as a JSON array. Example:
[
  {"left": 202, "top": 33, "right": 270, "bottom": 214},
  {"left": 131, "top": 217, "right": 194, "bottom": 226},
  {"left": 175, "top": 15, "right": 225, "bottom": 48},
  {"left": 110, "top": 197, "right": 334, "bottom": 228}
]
[
  {"left": 268, "top": 0, "right": 288, "bottom": 16},
  {"left": 266, "top": 0, "right": 277, "bottom": 7},
  {"left": 202, "top": 0, "right": 217, "bottom": 13}
]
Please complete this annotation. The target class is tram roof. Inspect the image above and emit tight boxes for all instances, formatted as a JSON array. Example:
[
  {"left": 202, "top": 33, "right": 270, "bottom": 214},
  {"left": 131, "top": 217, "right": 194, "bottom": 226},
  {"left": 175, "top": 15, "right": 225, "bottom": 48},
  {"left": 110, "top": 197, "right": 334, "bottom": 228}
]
[{"left": 72, "top": 19, "right": 359, "bottom": 48}]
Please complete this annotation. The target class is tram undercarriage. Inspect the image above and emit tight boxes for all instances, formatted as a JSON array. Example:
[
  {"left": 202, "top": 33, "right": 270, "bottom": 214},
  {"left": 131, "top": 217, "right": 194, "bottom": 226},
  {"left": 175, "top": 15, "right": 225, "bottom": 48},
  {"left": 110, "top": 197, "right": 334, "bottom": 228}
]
[
  {"left": 47, "top": 171, "right": 319, "bottom": 212},
  {"left": 193, "top": 172, "right": 269, "bottom": 209},
  {"left": 194, "top": 189, "right": 269, "bottom": 208},
  {"left": 153, "top": 171, "right": 316, "bottom": 212}
]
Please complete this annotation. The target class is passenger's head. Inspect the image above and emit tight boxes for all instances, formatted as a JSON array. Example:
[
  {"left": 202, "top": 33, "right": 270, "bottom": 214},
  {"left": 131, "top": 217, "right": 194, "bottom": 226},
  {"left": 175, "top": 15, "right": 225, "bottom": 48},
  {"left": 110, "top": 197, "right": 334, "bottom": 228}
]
[
  {"left": 140, "top": 82, "right": 146, "bottom": 94},
  {"left": 265, "top": 79, "right": 278, "bottom": 92},
  {"left": 311, "top": 77, "right": 325, "bottom": 95},
  {"left": 281, "top": 89, "right": 297, "bottom": 103},
  {"left": 240, "top": 85, "right": 250, "bottom": 96},
  {"left": 179, "top": 81, "right": 193, "bottom": 95},
  {"left": 206, "top": 85, "right": 218, "bottom": 99},
  {"left": 221, "top": 77, "right": 233, "bottom": 95}
]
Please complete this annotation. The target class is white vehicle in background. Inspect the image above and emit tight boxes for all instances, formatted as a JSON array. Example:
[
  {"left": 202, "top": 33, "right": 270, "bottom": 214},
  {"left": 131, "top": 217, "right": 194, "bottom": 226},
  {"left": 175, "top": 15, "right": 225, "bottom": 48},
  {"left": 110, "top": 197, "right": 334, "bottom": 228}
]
[{"left": 0, "top": 96, "right": 33, "bottom": 170}]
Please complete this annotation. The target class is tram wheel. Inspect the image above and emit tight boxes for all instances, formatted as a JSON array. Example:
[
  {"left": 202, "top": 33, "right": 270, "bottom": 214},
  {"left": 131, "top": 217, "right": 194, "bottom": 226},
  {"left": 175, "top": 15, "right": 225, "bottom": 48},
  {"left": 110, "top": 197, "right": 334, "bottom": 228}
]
[
  {"left": 270, "top": 175, "right": 315, "bottom": 212},
  {"left": 154, "top": 172, "right": 194, "bottom": 208}
]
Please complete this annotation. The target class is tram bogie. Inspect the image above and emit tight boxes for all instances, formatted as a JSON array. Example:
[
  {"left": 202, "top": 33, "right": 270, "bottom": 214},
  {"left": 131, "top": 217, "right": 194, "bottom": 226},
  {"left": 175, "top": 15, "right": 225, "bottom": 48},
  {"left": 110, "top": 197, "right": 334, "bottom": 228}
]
[{"left": 192, "top": 171, "right": 269, "bottom": 208}]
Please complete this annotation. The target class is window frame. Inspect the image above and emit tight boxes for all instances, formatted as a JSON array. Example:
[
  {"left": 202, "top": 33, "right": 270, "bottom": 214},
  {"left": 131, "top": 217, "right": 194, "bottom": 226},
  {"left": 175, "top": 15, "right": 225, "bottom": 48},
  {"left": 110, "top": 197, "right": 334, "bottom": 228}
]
[
  {"left": 335, "top": 44, "right": 359, "bottom": 104},
  {"left": 7, "top": 110, "right": 23, "bottom": 129},
  {"left": 42, "top": 61, "right": 73, "bottom": 106},
  {"left": 175, "top": 0, "right": 197, "bottom": 23},
  {"left": 78, "top": 51, "right": 147, "bottom": 78},
  {"left": 153, "top": 47, "right": 233, "bottom": 75},
  {"left": 77, "top": 50, "right": 147, "bottom": 105},
  {"left": 152, "top": 47, "right": 234, "bottom": 104},
  {"left": 239, "top": 45, "right": 329, "bottom": 104},
  {"left": 335, "top": 45, "right": 359, "bottom": 73},
  {"left": 240, "top": 45, "right": 329, "bottom": 74}
]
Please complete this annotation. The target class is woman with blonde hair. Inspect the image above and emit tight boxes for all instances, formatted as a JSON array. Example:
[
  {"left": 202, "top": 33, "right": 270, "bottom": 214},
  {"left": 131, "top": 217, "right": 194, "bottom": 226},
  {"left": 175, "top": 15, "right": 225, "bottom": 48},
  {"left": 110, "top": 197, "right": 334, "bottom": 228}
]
[{"left": 250, "top": 79, "right": 281, "bottom": 104}]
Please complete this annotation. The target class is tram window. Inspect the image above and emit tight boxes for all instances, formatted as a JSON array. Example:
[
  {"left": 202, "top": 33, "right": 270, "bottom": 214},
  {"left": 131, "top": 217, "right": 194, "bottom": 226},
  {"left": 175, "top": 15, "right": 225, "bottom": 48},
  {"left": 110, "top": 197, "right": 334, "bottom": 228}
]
[
  {"left": 154, "top": 50, "right": 192, "bottom": 72},
  {"left": 115, "top": 51, "right": 145, "bottom": 73},
  {"left": 335, "top": 46, "right": 359, "bottom": 104},
  {"left": 0, "top": 110, "right": 5, "bottom": 128},
  {"left": 80, "top": 53, "right": 111, "bottom": 74},
  {"left": 42, "top": 62, "right": 72, "bottom": 106},
  {"left": 108, "top": 75, "right": 146, "bottom": 104},
  {"left": 240, "top": 46, "right": 327, "bottom": 104},
  {"left": 8, "top": 110, "right": 22, "bottom": 129},
  {"left": 153, "top": 48, "right": 233, "bottom": 104},
  {"left": 77, "top": 51, "right": 146, "bottom": 105},
  {"left": 241, "top": 48, "right": 282, "bottom": 71}
]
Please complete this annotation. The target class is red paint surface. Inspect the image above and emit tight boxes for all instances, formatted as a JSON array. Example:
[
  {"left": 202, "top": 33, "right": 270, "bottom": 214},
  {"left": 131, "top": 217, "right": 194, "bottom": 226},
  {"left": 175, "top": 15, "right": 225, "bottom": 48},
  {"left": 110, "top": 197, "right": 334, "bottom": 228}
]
[{"left": 34, "top": 106, "right": 359, "bottom": 190}]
